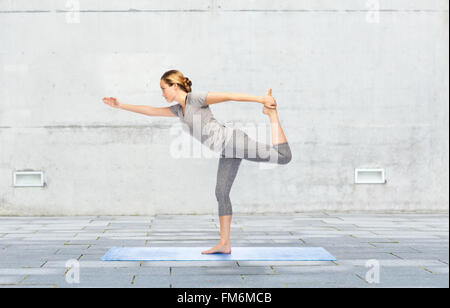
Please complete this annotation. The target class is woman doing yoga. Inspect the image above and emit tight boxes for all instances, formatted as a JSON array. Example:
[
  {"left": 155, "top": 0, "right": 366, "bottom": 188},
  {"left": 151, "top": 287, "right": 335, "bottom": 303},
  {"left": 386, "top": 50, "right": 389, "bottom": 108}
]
[{"left": 102, "top": 69, "right": 292, "bottom": 254}]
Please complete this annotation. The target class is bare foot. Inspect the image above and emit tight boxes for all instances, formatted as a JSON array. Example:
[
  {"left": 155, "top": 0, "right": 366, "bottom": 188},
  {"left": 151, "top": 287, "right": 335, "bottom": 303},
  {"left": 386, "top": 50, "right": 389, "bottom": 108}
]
[{"left": 201, "top": 242, "right": 232, "bottom": 254}]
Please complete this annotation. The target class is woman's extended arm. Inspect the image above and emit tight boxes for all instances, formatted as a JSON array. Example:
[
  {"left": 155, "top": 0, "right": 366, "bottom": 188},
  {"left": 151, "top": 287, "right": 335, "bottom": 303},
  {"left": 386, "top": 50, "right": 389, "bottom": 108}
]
[
  {"left": 205, "top": 89, "right": 276, "bottom": 108},
  {"left": 119, "top": 104, "right": 175, "bottom": 117},
  {"left": 102, "top": 97, "right": 176, "bottom": 117},
  {"left": 205, "top": 92, "right": 264, "bottom": 105}
]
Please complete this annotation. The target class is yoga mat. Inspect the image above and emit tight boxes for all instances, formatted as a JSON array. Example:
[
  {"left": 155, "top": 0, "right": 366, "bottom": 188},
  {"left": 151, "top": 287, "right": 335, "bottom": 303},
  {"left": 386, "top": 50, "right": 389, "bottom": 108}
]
[{"left": 101, "top": 247, "right": 336, "bottom": 261}]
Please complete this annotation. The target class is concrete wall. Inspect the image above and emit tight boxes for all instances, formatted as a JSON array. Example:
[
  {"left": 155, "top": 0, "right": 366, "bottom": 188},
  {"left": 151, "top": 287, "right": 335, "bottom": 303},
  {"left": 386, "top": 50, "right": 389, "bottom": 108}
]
[{"left": 0, "top": 0, "right": 448, "bottom": 215}]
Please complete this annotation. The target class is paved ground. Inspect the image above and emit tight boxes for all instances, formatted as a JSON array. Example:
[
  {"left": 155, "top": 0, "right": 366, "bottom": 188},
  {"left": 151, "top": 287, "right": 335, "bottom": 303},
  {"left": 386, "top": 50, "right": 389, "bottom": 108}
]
[{"left": 0, "top": 212, "right": 448, "bottom": 288}]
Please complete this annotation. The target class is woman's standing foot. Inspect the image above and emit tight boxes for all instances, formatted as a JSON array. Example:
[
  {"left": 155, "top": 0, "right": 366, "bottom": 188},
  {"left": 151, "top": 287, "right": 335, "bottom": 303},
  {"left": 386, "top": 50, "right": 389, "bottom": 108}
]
[
  {"left": 202, "top": 215, "right": 233, "bottom": 254},
  {"left": 201, "top": 242, "right": 232, "bottom": 254}
]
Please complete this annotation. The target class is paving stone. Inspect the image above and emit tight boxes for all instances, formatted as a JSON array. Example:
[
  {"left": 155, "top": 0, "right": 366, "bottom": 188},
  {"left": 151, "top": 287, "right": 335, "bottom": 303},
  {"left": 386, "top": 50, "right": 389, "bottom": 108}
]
[
  {"left": 0, "top": 268, "right": 63, "bottom": 275},
  {"left": 241, "top": 272, "right": 362, "bottom": 288},
  {"left": 330, "top": 252, "right": 405, "bottom": 260},
  {"left": 170, "top": 274, "right": 246, "bottom": 288},
  {"left": 67, "top": 268, "right": 138, "bottom": 288},
  {"left": 42, "top": 260, "right": 141, "bottom": 269},
  {"left": 358, "top": 267, "right": 449, "bottom": 287},
  {"left": 385, "top": 252, "right": 450, "bottom": 263},
  {"left": 20, "top": 274, "right": 67, "bottom": 286},
  {"left": 0, "top": 275, "right": 26, "bottom": 285},
  {"left": 423, "top": 266, "right": 449, "bottom": 274},
  {"left": 131, "top": 274, "right": 171, "bottom": 287},
  {"left": 272, "top": 264, "right": 344, "bottom": 275},
  {"left": 0, "top": 284, "right": 57, "bottom": 288}
]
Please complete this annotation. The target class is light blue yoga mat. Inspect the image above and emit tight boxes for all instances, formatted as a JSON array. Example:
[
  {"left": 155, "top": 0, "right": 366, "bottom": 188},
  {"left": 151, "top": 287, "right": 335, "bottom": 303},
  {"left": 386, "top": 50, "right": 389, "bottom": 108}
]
[{"left": 101, "top": 247, "right": 336, "bottom": 261}]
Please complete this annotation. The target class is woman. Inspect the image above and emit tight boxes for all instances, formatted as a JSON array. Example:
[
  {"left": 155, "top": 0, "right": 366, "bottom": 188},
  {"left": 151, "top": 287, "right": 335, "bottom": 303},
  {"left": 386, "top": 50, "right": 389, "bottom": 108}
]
[{"left": 102, "top": 69, "right": 292, "bottom": 254}]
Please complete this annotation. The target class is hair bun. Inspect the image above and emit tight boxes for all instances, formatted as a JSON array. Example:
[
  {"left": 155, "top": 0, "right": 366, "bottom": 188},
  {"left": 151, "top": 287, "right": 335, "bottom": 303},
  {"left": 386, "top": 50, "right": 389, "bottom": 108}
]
[{"left": 184, "top": 77, "right": 192, "bottom": 87}]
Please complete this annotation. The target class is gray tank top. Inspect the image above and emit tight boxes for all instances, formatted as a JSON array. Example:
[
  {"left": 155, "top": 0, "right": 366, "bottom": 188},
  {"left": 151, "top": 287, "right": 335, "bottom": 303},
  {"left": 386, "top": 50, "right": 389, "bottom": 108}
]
[{"left": 169, "top": 91, "right": 233, "bottom": 152}]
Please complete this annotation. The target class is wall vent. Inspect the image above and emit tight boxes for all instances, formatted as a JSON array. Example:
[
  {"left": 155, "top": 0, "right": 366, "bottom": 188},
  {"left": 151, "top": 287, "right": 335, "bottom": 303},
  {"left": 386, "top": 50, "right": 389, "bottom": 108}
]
[
  {"left": 13, "top": 171, "right": 44, "bottom": 187},
  {"left": 354, "top": 168, "right": 386, "bottom": 184}
]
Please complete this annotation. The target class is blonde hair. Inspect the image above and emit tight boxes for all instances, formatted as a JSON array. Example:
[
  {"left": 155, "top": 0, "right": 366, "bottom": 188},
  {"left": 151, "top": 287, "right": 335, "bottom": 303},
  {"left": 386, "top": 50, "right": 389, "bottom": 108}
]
[{"left": 160, "top": 70, "right": 192, "bottom": 93}]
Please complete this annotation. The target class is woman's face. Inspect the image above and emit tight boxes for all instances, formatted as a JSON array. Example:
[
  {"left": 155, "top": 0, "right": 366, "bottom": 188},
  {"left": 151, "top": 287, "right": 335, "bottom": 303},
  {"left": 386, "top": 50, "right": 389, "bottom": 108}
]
[{"left": 160, "top": 80, "right": 177, "bottom": 102}]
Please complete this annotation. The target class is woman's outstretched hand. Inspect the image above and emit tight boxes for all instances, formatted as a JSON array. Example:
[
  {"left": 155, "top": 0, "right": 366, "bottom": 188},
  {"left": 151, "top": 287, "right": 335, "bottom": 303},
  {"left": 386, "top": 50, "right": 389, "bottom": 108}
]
[
  {"left": 102, "top": 97, "right": 121, "bottom": 109},
  {"left": 262, "top": 88, "right": 277, "bottom": 109}
]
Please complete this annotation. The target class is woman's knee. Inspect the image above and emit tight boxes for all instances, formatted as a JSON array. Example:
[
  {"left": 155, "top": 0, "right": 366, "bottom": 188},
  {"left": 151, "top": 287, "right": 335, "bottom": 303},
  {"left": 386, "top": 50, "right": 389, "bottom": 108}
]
[
  {"left": 216, "top": 188, "right": 232, "bottom": 216},
  {"left": 277, "top": 144, "right": 292, "bottom": 165},
  {"left": 215, "top": 187, "right": 230, "bottom": 202},
  {"left": 278, "top": 154, "right": 292, "bottom": 165}
]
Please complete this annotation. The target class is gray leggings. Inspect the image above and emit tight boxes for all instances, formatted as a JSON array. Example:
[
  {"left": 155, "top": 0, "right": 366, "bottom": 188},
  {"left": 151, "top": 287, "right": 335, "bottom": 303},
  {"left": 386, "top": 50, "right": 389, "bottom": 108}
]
[{"left": 215, "top": 129, "right": 292, "bottom": 216}]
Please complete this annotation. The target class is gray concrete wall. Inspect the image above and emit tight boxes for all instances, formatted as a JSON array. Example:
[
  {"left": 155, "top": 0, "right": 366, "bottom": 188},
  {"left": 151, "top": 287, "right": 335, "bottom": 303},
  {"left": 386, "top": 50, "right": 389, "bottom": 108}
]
[{"left": 0, "top": 0, "right": 448, "bottom": 215}]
